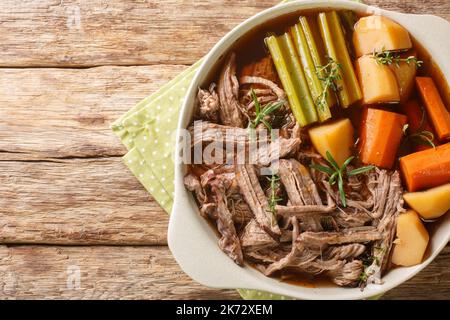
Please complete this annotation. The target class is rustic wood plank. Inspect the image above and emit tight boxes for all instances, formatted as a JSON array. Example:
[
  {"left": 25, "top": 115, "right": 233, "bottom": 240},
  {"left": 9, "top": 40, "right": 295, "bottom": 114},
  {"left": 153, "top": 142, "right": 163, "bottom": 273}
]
[
  {"left": 0, "top": 245, "right": 240, "bottom": 299},
  {"left": 382, "top": 246, "right": 450, "bottom": 300},
  {"left": 0, "top": 157, "right": 168, "bottom": 245},
  {"left": 0, "top": 65, "right": 185, "bottom": 158},
  {"left": 0, "top": 245, "right": 448, "bottom": 300},
  {"left": 0, "top": 0, "right": 447, "bottom": 67}
]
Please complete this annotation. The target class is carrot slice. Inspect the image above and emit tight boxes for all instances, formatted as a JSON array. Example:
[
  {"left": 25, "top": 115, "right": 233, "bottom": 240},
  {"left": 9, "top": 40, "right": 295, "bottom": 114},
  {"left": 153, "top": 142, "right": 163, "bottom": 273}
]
[
  {"left": 399, "top": 100, "right": 439, "bottom": 151},
  {"left": 416, "top": 77, "right": 450, "bottom": 141},
  {"left": 400, "top": 142, "right": 450, "bottom": 191},
  {"left": 359, "top": 108, "right": 408, "bottom": 169}
]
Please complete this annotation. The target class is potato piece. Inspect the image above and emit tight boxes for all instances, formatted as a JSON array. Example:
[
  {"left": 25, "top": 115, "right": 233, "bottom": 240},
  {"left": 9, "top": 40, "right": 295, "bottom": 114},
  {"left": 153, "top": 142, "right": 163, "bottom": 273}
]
[
  {"left": 308, "top": 118, "right": 354, "bottom": 166},
  {"left": 403, "top": 183, "right": 450, "bottom": 220},
  {"left": 390, "top": 60, "right": 417, "bottom": 102},
  {"left": 356, "top": 55, "right": 400, "bottom": 104},
  {"left": 391, "top": 210, "right": 429, "bottom": 267},
  {"left": 353, "top": 15, "right": 412, "bottom": 57}
]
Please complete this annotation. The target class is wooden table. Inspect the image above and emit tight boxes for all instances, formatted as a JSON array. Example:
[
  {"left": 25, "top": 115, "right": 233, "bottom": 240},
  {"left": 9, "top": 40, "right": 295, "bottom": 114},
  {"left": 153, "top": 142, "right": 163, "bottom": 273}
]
[{"left": 0, "top": 0, "right": 448, "bottom": 300}]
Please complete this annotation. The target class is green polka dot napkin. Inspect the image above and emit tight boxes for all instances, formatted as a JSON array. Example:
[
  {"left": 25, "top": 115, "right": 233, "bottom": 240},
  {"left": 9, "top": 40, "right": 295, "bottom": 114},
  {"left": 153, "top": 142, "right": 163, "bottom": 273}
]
[{"left": 111, "top": 0, "right": 379, "bottom": 300}]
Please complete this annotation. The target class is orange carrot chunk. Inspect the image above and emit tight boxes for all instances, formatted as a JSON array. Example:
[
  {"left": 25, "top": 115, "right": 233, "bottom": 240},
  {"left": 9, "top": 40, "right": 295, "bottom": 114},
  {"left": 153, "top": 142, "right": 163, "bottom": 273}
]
[
  {"left": 399, "top": 100, "right": 439, "bottom": 151},
  {"left": 400, "top": 142, "right": 450, "bottom": 192},
  {"left": 359, "top": 108, "right": 408, "bottom": 169},
  {"left": 416, "top": 77, "right": 450, "bottom": 141}
]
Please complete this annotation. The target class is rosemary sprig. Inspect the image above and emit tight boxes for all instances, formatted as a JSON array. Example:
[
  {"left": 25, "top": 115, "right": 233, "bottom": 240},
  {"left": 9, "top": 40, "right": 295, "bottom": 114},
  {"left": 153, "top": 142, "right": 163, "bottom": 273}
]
[
  {"left": 268, "top": 174, "right": 283, "bottom": 225},
  {"left": 410, "top": 131, "right": 436, "bottom": 148},
  {"left": 372, "top": 49, "right": 423, "bottom": 68},
  {"left": 249, "top": 89, "right": 285, "bottom": 132},
  {"left": 310, "top": 152, "right": 375, "bottom": 207},
  {"left": 315, "top": 57, "right": 342, "bottom": 110},
  {"left": 402, "top": 107, "right": 436, "bottom": 149}
]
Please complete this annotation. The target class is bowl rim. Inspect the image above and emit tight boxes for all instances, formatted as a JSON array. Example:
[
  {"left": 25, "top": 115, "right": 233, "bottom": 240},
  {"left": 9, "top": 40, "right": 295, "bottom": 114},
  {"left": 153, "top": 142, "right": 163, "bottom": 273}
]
[{"left": 169, "top": 0, "right": 450, "bottom": 300}]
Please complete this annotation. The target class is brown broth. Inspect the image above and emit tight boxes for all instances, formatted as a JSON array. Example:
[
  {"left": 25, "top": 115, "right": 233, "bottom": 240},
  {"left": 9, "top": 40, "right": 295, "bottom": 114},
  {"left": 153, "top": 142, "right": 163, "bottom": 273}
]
[{"left": 281, "top": 272, "right": 336, "bottom": 288}]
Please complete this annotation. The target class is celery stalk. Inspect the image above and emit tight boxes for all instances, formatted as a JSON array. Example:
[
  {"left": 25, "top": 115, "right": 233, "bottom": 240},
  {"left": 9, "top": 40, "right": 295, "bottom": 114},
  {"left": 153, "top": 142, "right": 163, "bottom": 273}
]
[
  {"left": 317, "top": 12, "right": 351, "bottom": 107},
  {"left": 279, "top": 33, "right": 318, "bottom": 125},
  {"left": 327, "top": 11, "right": 362, "bottom": 105},
  {"left": 300, "top": 16, "right": 337, "bottom": 109},
  {"left": 292, "top": 19, "right": 332, "bottom": 121},
  {"left": 318, "top": 11, "right": 362, "bottom": 108},
  {"left": 265, "top": 34, "right": 318, "bottom": 126},
  {"left": 338, "top": 10, "right": 358, "bottom": 60}
]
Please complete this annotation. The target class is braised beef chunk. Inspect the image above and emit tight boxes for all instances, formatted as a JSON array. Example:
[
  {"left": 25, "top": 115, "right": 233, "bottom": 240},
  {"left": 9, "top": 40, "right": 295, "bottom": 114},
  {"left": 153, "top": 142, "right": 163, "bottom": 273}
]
[
  {"left": 364, "top": 171, "right": 405, "bottom": 285},
  {"left": 278, "top": 159, "right": 324, "bottom": 231},
  {"left": 239, "top": 76, "right": 285, "bottom": 112},
  {"left": 217, "top": 53, "right": 246, "bottom": 127},
  {"left": 240, "top": 219, "right": 277, "bottom": 249},
  {"left": 236, "top": 164, "right": 281, "bottom": 237},
  {"left": 323, "top": 244, "right": 367, "bottom": 260},
  {"left": 197, "top": 83, "right": 220, "bottom": 122},
  {"left": 327, "top": 260, "right": 364, "bottom": 287},
  {"left": 210, "top": 177, "right": 244, "bottom": 266},
  {"left": 299, "top": 227, "right": 382, "bottom": 248},
  {"left": 184, "top": 173, "right": 207, "bottom": 205},
  {"left": 189, "top": 121, "right": 300, "bottom": 166},
  {"left": 275, "top": 204, "right": 335, "bottom": 217}
]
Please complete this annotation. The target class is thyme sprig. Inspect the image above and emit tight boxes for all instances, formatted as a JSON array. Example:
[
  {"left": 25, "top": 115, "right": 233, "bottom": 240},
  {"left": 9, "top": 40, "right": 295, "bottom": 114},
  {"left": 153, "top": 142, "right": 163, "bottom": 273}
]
[
  {"left": 268, "top": 174, "right": 283, "bottom": 225},
  {"left": 310, "top": 152, "right": 375, "bottom": 207},
  {"left": 316, "top": 57, "right": 342, "bottom": 110},
  {"left": 372, "top": 49, "right": 423, "bottom": 68},
  {"left": 249, "top": 89, "right": 285, "bottom": 132}
]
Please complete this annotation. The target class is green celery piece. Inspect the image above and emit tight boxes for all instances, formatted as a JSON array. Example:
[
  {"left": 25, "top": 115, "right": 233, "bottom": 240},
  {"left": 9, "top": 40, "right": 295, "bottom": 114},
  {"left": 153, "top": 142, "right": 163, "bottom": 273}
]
[
  {"left": 279, "top": 33, "right": 319, "bottom": 125},
  {"left": 265, "top": 34, "right": 318, "bottom": 126},
  {"left": 327, "top": 11, "right": 362, "bottom": 106},
  {"left": 317, "top": 12, "right": 351, "bottom": 107},
  {"left": 299, "top": 16, "right": 336, "bottom": 109},
  {"left": 338, "top": 10, "right": 358, "bottom": 60},
  {"left": 292, "top": 20, "right": 331, "bottom": 121}
]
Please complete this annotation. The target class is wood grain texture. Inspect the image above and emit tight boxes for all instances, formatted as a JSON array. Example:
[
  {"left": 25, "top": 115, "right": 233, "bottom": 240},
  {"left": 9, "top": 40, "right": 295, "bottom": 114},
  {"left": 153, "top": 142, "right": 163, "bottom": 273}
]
[
  {"left": 0, "top": 0, "right": 448, "bottom": 300},
  {"left": 0, "top": 245, "right": 448, "bottom": 300},
  {"left": 0, "top": 157, "right": 168, "bottom": 245},
  {"left": 0, "top": 0, "right": 448, "bottom": 67},
  {"left": 0, "top": 245, "right": 240, "bottom": 299},
  {"left": 0, "top": 65, "right": 186, "bottom": 158}
]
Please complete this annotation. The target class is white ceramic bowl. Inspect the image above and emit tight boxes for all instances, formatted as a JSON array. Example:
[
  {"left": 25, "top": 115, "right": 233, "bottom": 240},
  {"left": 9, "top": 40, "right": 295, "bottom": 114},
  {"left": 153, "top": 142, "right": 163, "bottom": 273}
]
[{"left": 168, "top": 0, "right": 450, "bottom": 300}]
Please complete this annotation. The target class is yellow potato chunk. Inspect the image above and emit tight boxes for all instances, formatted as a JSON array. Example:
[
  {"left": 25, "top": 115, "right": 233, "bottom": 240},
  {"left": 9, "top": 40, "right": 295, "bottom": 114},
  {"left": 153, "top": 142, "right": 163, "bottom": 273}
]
[
  {"left": 390, "top": 60, "right": 417, "bottom": 102},
  {"left": 403, "top": 183, "right": 450, "bottom": 220},
  {"left": 391, "top": 210, "right": 429, "bottom": 267},
  {"left": 356, "top": 55, "right": 400, "bottom": 104},
  {"left": 308, "top": 119, "right": 354, "bottom": 166},
  {"left": 353, "top": 15, "right": 412, "bottom": 57}
]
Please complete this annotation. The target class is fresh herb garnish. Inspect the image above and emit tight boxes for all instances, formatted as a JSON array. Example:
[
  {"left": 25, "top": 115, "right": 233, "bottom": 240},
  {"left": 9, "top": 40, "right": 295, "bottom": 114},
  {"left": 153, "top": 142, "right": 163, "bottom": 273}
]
[
  {"left": 310, "top": 152, "right": 375, "bottom": 207},
  {"left": 316, "top": 57, "right": 342, "bottom": 110},
  {"left": 268, "top": 173, "right": 283, "bottom": 225},
  {"left": 409, "top": 130, "right": 436, "bottom": 148},
  {"left": 402, "top": 108, "right": 436, "bottom": 149},
  {"left": 372, "top": 49, "right": 423, "bottom": 68},
  {"left": 249, "top": 89, "right": 285, "bottom": 132}
]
